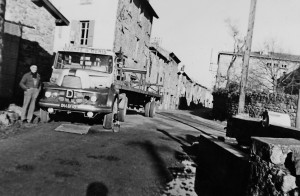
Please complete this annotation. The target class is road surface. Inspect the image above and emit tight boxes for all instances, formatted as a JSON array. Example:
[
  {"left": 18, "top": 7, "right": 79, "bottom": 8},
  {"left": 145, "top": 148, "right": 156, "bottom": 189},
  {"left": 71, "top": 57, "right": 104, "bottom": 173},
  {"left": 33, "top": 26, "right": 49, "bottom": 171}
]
[{"left": 0, "top": 109, "right": 225, "bottom": 196}]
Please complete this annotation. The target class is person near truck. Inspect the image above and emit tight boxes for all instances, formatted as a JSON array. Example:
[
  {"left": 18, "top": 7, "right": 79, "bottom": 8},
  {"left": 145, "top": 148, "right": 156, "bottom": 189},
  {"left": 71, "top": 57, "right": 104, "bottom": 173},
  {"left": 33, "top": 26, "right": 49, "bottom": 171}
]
[{"left": 19, "top": 65, "right": 41, "bottom": 123}]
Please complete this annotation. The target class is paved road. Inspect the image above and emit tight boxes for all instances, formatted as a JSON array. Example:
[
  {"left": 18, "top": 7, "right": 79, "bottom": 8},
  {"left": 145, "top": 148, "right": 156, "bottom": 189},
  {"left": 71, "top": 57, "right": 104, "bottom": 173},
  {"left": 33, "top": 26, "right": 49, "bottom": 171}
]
[{"left": 0, "top": 109, "right": 226, "bottom": 196}]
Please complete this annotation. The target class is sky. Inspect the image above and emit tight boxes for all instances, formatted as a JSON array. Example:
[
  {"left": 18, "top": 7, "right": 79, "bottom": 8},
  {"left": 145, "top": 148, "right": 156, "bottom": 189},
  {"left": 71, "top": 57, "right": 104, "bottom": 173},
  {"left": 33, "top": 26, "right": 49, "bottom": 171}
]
[{"left": 150, "top": 0, "right": 300, "bottom": 89}]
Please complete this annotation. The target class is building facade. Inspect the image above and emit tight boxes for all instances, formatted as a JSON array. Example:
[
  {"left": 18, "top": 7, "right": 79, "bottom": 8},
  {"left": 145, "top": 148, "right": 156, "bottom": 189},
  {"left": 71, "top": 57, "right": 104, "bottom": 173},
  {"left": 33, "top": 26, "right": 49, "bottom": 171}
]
[
  {"left": 51, "top": 0, "right": 158, "bottom": 70},
  {"left": 216, "top": 51, "right": 300, "bottom": 92},
  {"left": 1, "top": 0, "right": 68, "bottom": 104},
  {"left": 148, "top": 44, "right": 181, "bottom": 110}
]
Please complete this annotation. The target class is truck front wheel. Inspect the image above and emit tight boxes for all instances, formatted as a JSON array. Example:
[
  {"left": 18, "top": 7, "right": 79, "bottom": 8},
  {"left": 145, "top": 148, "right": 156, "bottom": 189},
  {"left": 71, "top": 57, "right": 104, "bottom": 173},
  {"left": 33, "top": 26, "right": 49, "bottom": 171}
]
[
  {"left": 103, "top": 99, "right": 118, "bottom": 130},
  {"left": 118, "top": 97, "right": 128, "bottom": 122},
  {"left": 40, "top": 108, "right": 49, "bottom": 123}
]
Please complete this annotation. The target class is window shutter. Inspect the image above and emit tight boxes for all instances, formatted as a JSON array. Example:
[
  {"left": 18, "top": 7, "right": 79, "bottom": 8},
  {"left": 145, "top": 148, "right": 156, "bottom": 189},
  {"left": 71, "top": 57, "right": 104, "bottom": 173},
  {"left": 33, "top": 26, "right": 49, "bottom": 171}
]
[
  {"left": 87, "top": 20, "right": 95, "bottom": 47},
  {"left": 70, "top": 20, "right": 80, "bottom": 45}
]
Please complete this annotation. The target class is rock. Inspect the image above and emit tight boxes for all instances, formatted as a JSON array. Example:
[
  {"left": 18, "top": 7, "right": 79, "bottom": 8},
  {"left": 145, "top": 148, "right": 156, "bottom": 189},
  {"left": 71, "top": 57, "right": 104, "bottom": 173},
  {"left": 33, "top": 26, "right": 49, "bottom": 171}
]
[
  {"left": 7, "top": 112, "right": 19, "bottom": 124},
  {"left": 32, "top": 116, "right": 40, "bottom": 124},
  {"left": 7, "top": 104, "right": 22, "bottom": 117},
  {"left": 281, "top": 175, "right": 297, "bottom": 193},
  {"left": 0, "top": 113, "right": 9, "bottom": 126},
  {"left": 270, "top": 146, "right": 287, "bottom": 165}
]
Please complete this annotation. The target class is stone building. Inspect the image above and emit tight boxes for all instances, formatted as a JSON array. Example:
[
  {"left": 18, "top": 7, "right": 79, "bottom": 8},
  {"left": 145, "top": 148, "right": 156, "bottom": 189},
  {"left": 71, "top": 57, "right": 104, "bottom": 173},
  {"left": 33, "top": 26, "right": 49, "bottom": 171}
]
[
  {"left": 1, "top": 0, "right": 68, "bottom": 105},
  {"left": 148, "top": 44, "right": 181, "bottom": 110},
  {"left": 50, "top": 0, "right": 158, "bottom": 71},
  {"left": 177, "top": 71, "right": 212, "bottom": 109},
  {"left": 216, "top": 51, "right": 300, "bottom": 92}
]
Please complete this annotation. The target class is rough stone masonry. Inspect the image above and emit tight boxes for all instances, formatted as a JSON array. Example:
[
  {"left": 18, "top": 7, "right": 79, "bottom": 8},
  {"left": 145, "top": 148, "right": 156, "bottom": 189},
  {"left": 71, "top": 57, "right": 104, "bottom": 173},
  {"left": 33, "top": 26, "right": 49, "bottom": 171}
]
[{"left": 247, "top": 137, "right": 300, "bottom": 196}]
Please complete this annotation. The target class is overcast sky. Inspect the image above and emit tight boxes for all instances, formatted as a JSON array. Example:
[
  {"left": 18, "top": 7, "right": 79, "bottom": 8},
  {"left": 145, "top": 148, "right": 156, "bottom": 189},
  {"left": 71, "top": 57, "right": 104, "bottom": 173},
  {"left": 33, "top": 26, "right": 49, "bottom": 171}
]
[{"left": 150, "top": 0, "right": 300, "bottom": 89}]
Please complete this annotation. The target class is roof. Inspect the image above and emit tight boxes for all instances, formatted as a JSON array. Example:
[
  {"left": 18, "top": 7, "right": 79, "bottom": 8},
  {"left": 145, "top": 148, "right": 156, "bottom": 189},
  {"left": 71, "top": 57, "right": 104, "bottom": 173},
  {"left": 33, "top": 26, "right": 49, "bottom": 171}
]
[
  {"left": 149, "top": 45, "right": 169, "bottom": 63},
  {"left": 150, "top": 44, "right": 181, "bottom": 64},
  {"left": 141, "top": 0, "right": 159, "bottom": 19},
  {"left": 218, "top": 51, "right": 300, "bottom": 63},
  {"left": 170, "top": 52, "right": 181, "bottom": 64},
  {"left": 177, "top": 71, "right": 208, "bottom": 89},
  {"left": 32, "top": 0, "right": 69, "bottom": 26}
]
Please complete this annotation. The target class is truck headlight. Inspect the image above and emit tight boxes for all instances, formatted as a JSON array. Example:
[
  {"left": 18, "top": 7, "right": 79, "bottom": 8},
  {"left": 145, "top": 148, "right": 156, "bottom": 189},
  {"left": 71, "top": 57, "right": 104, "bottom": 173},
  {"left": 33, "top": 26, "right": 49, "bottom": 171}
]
[
  {"left": 52, "top": 92, "right": 58, "bottom": 97},
  {"left": 45, "top": 91, "right": 51, "bottom": 98},
  {"left": 91, "top": 95, "right": 97, "bottom": 102}
]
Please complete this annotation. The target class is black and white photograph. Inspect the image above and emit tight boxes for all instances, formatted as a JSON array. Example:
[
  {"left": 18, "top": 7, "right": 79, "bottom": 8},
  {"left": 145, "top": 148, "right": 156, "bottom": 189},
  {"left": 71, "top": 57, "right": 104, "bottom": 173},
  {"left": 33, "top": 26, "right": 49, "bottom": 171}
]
[{"left": 0, "top": 0, "right": 300, "bottom": 195}]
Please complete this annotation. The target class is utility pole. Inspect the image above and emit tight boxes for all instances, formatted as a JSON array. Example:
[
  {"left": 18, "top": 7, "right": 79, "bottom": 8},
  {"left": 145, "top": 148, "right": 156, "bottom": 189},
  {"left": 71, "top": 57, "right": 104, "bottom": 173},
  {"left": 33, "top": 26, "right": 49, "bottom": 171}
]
[{"left": 238, "top": 0, "right": 257, "bottom": 114}]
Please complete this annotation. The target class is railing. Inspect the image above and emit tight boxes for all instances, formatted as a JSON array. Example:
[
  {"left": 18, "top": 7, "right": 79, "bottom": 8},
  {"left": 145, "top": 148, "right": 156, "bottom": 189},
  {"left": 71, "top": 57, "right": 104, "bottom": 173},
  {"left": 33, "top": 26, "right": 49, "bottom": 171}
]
[{"left": 115, "top": 67, "right": 162, "bottom": 96}]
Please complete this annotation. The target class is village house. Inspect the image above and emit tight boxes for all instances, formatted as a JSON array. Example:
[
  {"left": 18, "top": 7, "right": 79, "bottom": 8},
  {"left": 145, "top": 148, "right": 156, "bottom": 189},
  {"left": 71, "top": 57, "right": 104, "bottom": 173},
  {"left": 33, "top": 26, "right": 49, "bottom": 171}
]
[
  {"left": 215, "top": 51, "right": 300, "bottom": 92},
  {"left": 177, "top": 70, "right": 212, "bottom": 109},
  {"left": 50, "top": 0, "right": 158, "bottom": 71},
  {"left": 148, "top": 44, "right": 181, "bottom": 110},
  {"left": 1, "top": 0, "right": 68, "bottom": 105},
  {"left": 47, "top": 0, "right": 212, "bottom": 110}
]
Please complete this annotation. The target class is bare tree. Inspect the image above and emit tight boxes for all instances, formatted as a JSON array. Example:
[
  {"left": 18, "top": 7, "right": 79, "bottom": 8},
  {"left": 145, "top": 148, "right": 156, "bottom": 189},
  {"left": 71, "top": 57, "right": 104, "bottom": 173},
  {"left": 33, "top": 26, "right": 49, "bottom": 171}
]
[
  {"left": 224, "top": 18, "right": 245, "bottom": 89},
  {"left": 248, "top": 39, "right": 293, "bottom": 93}
]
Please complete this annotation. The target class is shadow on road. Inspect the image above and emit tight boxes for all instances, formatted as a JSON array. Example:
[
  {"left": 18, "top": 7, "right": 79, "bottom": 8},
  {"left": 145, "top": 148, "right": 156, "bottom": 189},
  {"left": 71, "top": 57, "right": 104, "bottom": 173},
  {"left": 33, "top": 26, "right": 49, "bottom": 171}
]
[
  {"left": 126, "top": 140, "right": 173, "bottom": 184},
  {"left": 185, "top": 108, "right": 214, "bottom": 120},
  {"left": 156, "top": 129, "right": 200, "bottom": 159},
  {"left": 86, "top": 182, "right": 108, "bottom": 196}
]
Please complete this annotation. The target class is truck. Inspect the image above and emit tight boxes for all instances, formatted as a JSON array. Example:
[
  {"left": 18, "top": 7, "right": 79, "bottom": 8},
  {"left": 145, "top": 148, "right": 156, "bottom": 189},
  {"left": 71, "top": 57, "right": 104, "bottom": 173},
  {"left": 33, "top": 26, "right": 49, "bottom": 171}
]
[{"left": 38, "top": 46, "right": 162, "bottom": 129}]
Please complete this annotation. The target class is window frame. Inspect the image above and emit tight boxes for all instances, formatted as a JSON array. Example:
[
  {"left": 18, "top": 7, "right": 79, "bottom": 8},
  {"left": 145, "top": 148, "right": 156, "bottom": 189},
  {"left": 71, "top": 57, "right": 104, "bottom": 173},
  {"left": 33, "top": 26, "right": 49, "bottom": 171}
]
[{"left": 80, "top": 21, "right": 90, "bottom": 46}]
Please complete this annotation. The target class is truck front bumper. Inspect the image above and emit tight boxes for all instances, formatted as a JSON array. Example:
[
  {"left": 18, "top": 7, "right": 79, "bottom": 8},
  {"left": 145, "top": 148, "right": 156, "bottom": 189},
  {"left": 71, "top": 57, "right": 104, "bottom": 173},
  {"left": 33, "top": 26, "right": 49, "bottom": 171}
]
[{"left": 39, "top": 101, "right": 112, "bottom": 114}]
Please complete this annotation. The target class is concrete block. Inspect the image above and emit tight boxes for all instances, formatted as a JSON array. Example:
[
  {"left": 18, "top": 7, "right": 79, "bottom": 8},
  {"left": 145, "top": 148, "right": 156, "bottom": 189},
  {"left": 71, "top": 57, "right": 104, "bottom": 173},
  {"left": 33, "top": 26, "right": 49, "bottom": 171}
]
[{"left": 195, "top": 134, "right": 250, "bottom": 196}]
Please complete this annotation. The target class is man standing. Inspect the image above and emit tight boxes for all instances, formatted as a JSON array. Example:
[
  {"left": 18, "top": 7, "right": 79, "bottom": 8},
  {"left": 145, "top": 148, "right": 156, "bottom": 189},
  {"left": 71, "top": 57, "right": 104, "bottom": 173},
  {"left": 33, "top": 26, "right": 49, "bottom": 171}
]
[{"left": 19, "top": 65, "right": 41, "bottom": 123}]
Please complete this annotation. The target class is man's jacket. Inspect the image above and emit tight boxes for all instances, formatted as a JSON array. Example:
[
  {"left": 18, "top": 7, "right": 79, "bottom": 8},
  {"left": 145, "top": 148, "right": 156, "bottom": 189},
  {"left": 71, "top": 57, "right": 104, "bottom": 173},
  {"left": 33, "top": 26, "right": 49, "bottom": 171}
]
[{"left": 19, "top": 72, "right": 41, "bottom": 91}]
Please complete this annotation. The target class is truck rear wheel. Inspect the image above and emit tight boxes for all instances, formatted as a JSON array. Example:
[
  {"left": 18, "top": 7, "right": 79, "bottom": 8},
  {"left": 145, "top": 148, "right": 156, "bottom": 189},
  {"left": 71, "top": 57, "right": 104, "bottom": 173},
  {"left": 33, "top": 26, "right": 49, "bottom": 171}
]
[
  {"left": 149, "top": 101, "right": 156, "bottom": 118},
  {"left": 40, "top": 108, "right": 49, "bottom": 123},
  {"left": 145, "top": 102, "right": 150, "bottom": 117},
  {"left": 118, "top": 97, "right": 128, "bottom": 122}
]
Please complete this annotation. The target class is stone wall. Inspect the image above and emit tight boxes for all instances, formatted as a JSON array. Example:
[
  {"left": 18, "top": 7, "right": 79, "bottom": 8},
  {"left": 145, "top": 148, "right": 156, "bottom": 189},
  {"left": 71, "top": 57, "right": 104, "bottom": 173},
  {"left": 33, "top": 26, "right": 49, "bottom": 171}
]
[
  {"left": 114, "top": 0, "right": 155, "bottom": 70},
  {"left": 212, "top": 90, "right": 298, "bottom": 126},
  {"left": 247, "top": 137, "right": 299, "bottom": 195},
  {"left": 148, "top": 46, "right": 180, "bottom": 110},
  {"left": 5, "top": 0, "right": 57, "bottom": 104}
]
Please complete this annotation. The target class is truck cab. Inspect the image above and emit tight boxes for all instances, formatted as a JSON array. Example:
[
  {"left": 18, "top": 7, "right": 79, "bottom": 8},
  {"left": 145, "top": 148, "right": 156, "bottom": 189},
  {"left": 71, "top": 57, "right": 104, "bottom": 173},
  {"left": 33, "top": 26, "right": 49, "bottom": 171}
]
[{"left": 39, "top": 46, "right": 119, "bottom": 129}]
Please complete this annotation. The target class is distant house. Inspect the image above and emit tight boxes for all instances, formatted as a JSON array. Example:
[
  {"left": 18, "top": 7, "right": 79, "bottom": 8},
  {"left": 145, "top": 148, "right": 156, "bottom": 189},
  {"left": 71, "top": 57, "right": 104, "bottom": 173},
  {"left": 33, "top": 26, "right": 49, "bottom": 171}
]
[
  {"left": 50, "top": 0, "right": 158, "bottom": 71},
  {"left": 177, "top": 71, "right": 212, "bottom": 109},
  {"left": 1, "top": 0, "right": 68, "bottom": 104},
  {"left": 216, "top": 51, "right": 300, "bottom": 92},
  {"left": 278, "top": 66, "right": 300, "bottom": 94}
]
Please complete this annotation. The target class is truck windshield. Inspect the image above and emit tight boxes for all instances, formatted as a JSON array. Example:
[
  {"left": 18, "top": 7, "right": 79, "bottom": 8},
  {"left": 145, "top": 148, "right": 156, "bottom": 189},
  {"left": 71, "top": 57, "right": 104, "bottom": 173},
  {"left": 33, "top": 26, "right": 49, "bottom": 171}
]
[{"left": 55, "top": 51, "right": 113, "bottom": 73}]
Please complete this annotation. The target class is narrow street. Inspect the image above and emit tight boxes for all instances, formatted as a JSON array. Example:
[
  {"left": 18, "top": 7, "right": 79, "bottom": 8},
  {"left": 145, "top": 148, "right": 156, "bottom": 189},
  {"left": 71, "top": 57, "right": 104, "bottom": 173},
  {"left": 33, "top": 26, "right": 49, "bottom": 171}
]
[{"left": 0, "top": 109, "right": 225, "bottom": 196}]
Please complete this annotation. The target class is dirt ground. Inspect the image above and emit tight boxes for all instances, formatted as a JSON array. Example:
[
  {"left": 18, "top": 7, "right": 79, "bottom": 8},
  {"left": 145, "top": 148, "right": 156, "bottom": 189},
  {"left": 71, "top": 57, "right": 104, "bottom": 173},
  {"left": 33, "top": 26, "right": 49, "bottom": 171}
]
[{"left": 0, "top": 110, "right": 202, "bottom": 196}]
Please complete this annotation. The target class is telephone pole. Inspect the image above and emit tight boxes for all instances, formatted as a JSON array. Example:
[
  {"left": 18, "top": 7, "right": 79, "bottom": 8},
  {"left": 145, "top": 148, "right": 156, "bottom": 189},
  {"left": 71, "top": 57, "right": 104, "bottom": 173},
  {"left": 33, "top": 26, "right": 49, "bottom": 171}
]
[{"left": 238, "top": 0, "right": 257, "bottom": 114}]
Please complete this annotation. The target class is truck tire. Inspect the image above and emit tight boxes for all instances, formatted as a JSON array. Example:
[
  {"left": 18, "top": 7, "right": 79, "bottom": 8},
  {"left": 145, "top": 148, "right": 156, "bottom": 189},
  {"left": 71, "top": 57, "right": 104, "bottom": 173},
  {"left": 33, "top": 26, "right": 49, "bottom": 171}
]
[
  {"left": 103, "top": 99, "right": 118, "bottom": 129},
  {"left": 103, "top": 113, "right": 113, "bottom": 129},
  {"left": 118, "top": 97, "right": 128, "bottom": 122},
  {"left": 149, "top": 101, "right": 156, "bottom": 118},
  {"left": 40, "top": 108, "right": 49, "bottom": 123},
  {"left": 145, "top": 102, "right": 150, "bottom": 117}
]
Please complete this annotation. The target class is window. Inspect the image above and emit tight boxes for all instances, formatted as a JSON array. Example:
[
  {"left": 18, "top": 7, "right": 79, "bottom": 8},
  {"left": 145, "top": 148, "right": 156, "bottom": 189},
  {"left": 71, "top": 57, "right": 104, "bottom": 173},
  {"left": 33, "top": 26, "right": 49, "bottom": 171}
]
[{"left": 80, "top": 21, "right": 89, "bottom": 45}]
